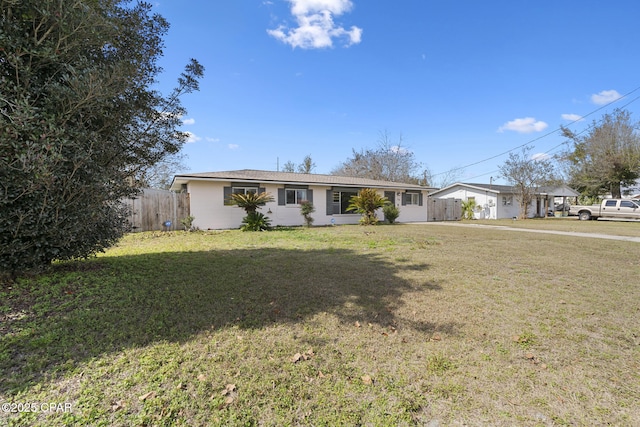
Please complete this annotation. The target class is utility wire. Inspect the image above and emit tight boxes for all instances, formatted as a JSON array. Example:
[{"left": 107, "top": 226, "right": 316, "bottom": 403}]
[{"left": 430, "top": 85, "right": 640, "bottom": 178}]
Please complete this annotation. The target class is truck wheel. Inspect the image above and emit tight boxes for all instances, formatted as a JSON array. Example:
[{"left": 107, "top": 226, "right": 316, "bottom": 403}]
[{"left": 579, "top": 211, "right": 591, "bottom": 221}]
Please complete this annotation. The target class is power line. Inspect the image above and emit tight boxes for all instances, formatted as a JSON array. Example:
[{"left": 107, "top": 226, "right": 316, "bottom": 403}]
[{"left": 430, "top": 85, "right": 640, "bottom": 178}]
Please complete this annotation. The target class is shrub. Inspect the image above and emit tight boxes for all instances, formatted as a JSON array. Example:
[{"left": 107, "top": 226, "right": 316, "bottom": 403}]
[
  {"left": 180, "top": 215, "right": 195, "bottom": 231},
  {"left": 240, "top": 212, "right": 272, "bottom": 232},
  {"left": 382, "top": 203, "right": 400, "bottom": 224},
  {"left": 300, "top": 200, "right": 315, "bottom": 227}
]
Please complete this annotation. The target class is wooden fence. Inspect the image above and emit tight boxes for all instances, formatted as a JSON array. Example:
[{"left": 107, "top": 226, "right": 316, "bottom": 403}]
[
  {"left": 427, "top": 197, "right": 462, "bottom": 222},
  {"left": 123, "top": 188, "right": 190, "bottom": 232}
]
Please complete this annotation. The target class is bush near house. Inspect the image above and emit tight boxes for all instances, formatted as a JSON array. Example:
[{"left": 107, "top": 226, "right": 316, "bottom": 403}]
[
  {"left": 347, "top": 188, "right": 388, "bottom": 225},
  {"left": 382, "top": 203, "right": 400, "bottom": 224}
]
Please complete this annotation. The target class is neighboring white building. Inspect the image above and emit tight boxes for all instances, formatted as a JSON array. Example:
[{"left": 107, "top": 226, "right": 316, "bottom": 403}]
[
  {"left": 169, "top": 170, "right": 433, "bottom": 229},
  {"left": 428, "top": 183, "right": 579, "bottom": 219}
]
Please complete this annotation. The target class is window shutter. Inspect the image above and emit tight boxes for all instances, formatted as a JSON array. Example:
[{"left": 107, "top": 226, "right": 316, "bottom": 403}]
[
  {"left": 307, "top": 189, "right": 313, "bottom": 204},
  {"left": 326, "top": 189, "right": 333, "bottom": 215},
  {"left": 419, "top": 193, "right": 423, "bottom": 206},
  {"left": 401, "top": 193, "right": 407, "bottom": 206},
  {"left": 278, "top": 188, "right": 285, "bottom": 206},
  {"left": 259, "top": 187, "right": 266, "bottom": 194}
]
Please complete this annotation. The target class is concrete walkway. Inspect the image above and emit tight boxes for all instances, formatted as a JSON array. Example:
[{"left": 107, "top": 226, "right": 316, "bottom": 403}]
[{"left": 411, "top": 221, "right": 640, "bottom": 243}]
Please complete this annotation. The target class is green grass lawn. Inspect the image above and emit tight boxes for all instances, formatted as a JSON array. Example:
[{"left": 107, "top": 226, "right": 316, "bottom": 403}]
[{"left": 1, "top": 223, "right": 639, "bottom": 426}]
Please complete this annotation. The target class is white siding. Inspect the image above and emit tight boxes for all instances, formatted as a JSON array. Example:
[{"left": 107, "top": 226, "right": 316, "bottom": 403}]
[
  {"left": 188, "top": 182, "right": 428, "bottom": 229},
  {"left": 430, "top": 184, "right": 544, "bottom": 219},
  {"left": 430, "top": 186, "right": 499, "bottom": 219}
]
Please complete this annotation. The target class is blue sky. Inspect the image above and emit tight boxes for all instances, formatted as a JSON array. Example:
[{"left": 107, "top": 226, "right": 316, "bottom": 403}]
[{"left": 152, "top": 0, "right": 640, "bottom": 185}]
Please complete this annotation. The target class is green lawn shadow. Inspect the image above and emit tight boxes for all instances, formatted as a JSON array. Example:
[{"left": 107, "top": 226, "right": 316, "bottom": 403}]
[{"left": 1, "top": 247, "right": 453, "bottom": 395}]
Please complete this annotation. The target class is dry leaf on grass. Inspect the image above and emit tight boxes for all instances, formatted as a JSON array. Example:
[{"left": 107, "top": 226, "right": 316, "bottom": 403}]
[
  {"left": 221, "top": 384, "right": 236, "bottom": 395},
  {"left": 361, "top": 375, "right": 373, "bottom": 385},
  {"left": 217, "top": 384, "right": 238, "bottom": 409},
  {"left": 291, "top": 348, "right": 314, "bottom": 363},
  {"left": 138, "top": 391, "right": 156, "bottom": 401},
  {"left": 111, "top": 400, "right": 126, "bottom": 412}
]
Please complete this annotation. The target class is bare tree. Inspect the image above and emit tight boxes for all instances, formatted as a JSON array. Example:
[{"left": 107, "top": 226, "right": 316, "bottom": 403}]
[
  {"left": 499, "top": 146, "right": 557, "bottom": 219},
  {"left": 332, "top": 131, "right": 423, "bottom": 183},
  {"left": 280, "top": 155, "right": 316, "bottom": 173},
  {"left": 140, "top": 152, "right": 188, "bottom": 189},
  {"left": 281, "top": 160, "right": 296, "bottom": 173},
  {"left": 297, "top": 155, "right": 316, "bottom": 174},
  {"left": 423, "top": 166, "right": 465, "bottom": 188}
]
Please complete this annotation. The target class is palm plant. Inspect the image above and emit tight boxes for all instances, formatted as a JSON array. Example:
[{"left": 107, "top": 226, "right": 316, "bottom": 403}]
[
  {"left": 461, "top": 199, "right": 477, "bottom": 220},
  {"left": 229, "top": 192, "right": 274, "bottom": 214},
  {"left": 347, "top": 188, "right": 388, "bottom": 225},
  {"left": 229, "top": 192, "right": 275, "bottom": 231},
  {"left": 240, "top": 212, "right": 272, "bottom": 231}
]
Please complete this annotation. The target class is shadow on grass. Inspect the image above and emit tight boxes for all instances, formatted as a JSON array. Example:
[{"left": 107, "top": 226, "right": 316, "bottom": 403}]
[{"left": 1, "top": 247, "right": 453, "bottom": 394}]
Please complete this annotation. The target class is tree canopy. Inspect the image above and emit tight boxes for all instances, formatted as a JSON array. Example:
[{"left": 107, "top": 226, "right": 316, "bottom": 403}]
[
  {"left": 332, "top": 131, "right": 425, "bottom": 184},
  {"left": 499, "top": 146, "right": 557, "bottom": 219},
  {"left": 0, "top": 0, "right": 203, "bottom": 274},
  {"left": 561, "top": 109, "right": 640, "bottom": 198}
]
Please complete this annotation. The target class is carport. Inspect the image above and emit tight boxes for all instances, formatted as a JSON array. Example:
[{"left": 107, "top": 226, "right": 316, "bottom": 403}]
[{"left": 539, "top": 185, "right": 580, "bottom": 218}]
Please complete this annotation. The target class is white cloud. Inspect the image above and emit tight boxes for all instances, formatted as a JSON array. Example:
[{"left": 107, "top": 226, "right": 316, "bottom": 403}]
[
  {"left": 591, "top": 89, "right": 622, "bottom": 105},
  {"left": 561, "top": 113, "right": 584, "bottom": 122},
  {"left": 205, "top": 137, "right": 220, "bottom": 143},
  {"left": 498, "top": 117, "right": 548, "bottom": 134},
  {"left": 531, "top": 152, "right": 551, "bottom": 161},
  {"left": 267, "top": 0, "right": 362, "bottom": 49},
  {"left": 185, "top": 132, "right": 202, "bottom": 143},
  {"left": 228, "top": 144, "right": 240, "bottom": 150},
  {"left": 182, "top": 118, "right": 195, "bottom": 125}
]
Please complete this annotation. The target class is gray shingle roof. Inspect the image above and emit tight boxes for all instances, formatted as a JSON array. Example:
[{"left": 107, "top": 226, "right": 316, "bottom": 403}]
[
  {"left": 172, "top": 169, "right": 428, "bottom": 190},
  {"left": 429, "top": 182, "right": 579, "bottom": 197}
]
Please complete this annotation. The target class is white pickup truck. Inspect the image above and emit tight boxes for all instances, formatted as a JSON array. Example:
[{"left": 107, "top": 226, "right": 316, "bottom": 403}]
[{"left": 569, "top": 199, "right": 640, "bottom": 221}]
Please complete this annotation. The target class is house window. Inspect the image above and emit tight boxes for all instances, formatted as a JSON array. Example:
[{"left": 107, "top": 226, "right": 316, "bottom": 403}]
[
  {"left": 401, "top": 191, "right": 422, "bottom": 206},
  {"left": 232, "top": 187, "right": 258, "bottom": 195},
  {"left": 502, "top": 196, "right": 513, "bottom": 206},
  {"left": 224, "top": 185, "right": 262, "bottom": 206},
  {"left": 329, "top": 190, "right": 358, "bottom": 214},
  {"left": 285, "top": 188, "right": 307, "bottom": 205},
  {"left": 406, "top": 192, "right": 420, "bottom": 205}
]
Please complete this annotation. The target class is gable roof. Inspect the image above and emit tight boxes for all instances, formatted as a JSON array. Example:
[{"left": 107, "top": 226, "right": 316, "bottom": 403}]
[
  {"left": 428, "top": 182, "right": 579, "bottom": 197},
  {"left": 170, "top": 169, "right": 431, "bottom": 191},
  {"left": 428, "top": 182, "right": 511, "bottom": 196}
]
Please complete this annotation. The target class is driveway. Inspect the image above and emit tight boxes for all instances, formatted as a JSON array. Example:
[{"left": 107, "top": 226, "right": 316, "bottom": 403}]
[{"left": 413, "top": 222, "right": 640, "bottom": 243}]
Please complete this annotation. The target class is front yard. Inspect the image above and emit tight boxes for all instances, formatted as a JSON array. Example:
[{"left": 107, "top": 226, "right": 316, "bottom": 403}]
[{"left": 1, "top": 223, "right": 639, "bottom": 426}]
